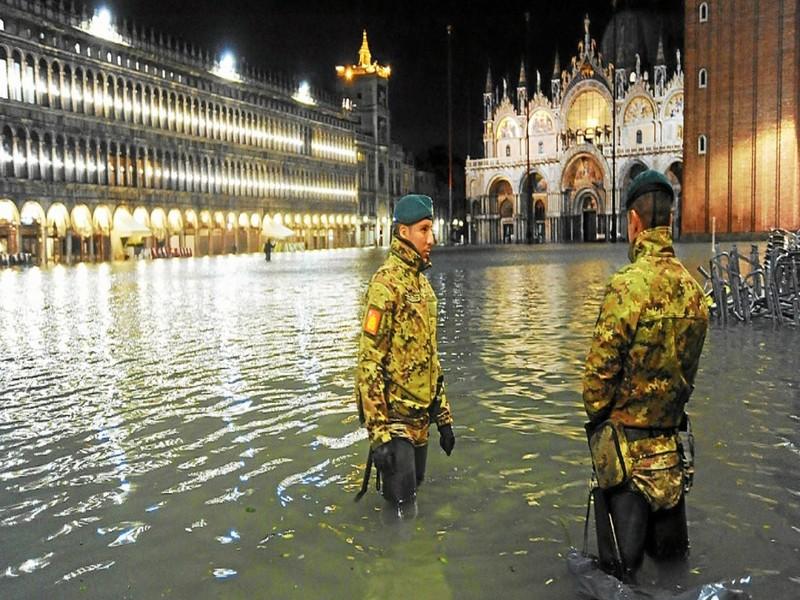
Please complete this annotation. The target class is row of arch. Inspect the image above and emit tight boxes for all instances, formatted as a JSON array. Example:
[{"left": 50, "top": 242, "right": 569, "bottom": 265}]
[
  {"left": 0, "top": 124, "right": 356, "bottom": 199},
  {"left": 475, "top": 154, "right": 683, "bottom": 243},
  {"left": 0, "top": 199, "right": 361, "bottom": 261},
  {"left": 0, "top": 46, "right": 355, "bottom": 161}
]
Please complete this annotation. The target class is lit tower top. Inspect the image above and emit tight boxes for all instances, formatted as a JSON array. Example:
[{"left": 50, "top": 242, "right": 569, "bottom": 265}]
[{"left": 336, "top": 30, "right": 391, "bottom": 81}]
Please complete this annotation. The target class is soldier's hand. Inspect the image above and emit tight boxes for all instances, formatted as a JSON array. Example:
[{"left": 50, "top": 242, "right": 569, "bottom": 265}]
[
  {"left": 438, "top": 425, "right": 455, "bottom": 456},
  {"left": 372, "top": 442, "right": 396, "bottom": 474}
]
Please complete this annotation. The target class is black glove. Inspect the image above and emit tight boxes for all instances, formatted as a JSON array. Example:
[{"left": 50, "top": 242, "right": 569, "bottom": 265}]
[
  {"left": 372, "top": 442, "right": 396, "bottom": 474},
  {"left": 438, "top": 424, "right": 455, "bottom": 456}
]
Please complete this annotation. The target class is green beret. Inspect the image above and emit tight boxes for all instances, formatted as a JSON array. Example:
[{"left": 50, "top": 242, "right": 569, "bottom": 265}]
[
  {"left": 393, "top": 194, "right": 434, "bottom": 225},
  {"left": 625, "top": 169, "right": 674, "bottom": 209}
]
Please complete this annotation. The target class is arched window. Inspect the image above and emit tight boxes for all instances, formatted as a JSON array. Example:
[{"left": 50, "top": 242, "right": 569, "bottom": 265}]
[
  {"left": 37, "top": 58, "right": 49, "bottom": 107},
  {"left": 93, "top": 72, "right": 103, "bottom": 116},
  {"left": 505, "top": 145, "right": 511, "bottom": 157},
  {"left": 698, "top": 134, "right": 707, "bottom": 155},
  {"left": 9, "top": 51, "right": 23, "bottom": 101},
  {"left": 23, "top": 55, "right": 35, "bottom": 103},
  {"left": 88, "top": 139, "right": 98, "bottom": 184},
  {"left": 636, "top": 129, "right": 643, "bottom": 145},
  {"left": 75, "top": 139, "right": 87, "bottom": 183},
  {"left": 84, "top": 69, "right": 95, "bottom": 115},
  {"left": 65, "top": 138, "right": 75, "bottom": 181},
  {"left": 125, "top": 81, "right": 133, "bottom": 121},
  {"left": 73, "top": 67, "right": 84, "bottom": 112},
  {"left": 538, "top": 141, "right": 544, "bottom": 154},
  {"left": 698, "top": 68, "right": 708, "bottom": 89},
  {"left": 115, "top": 79, "right": 124, "bottom": 120},
  {"left": 0, "top": 48, "right": 8, "bottom": 100},
  {"left": 107, "top": 142, "right": 117, "bottom": 186},
  {"left": 15, "top": 129, "right": 28, "bottom": 178},
  {"left": 50, "top": 62, "right": 61, "bottom": 110},
  {"left": 2, "top": 126, "right": 15, "bottom": 177},
  {"left": 42, "top": 133, "right": 53, "bottom": 182},
  {"left": 96, "top": 140, "right": 106, "bottom": 185},
  {"left": 699, "top": 2, "right": 709, "bottom": 23}
]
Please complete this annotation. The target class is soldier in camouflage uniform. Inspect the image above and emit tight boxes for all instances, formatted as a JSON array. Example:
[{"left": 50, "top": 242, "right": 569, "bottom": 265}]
[
  {"left": 583, "top": 170, "right": 709, "bottom": 580},
  {"left": 355, "top": 194, "right": 455, "bottom": 508}
]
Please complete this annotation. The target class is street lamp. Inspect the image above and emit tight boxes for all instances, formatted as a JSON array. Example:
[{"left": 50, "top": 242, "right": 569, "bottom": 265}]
[{"left": 610, "top": 0, "right": 618, "bottom": 243}]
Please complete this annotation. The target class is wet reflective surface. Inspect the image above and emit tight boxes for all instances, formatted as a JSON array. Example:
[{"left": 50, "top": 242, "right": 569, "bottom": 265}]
[{"left": 0, "top": 245, "right": 797, "bottom": 599}]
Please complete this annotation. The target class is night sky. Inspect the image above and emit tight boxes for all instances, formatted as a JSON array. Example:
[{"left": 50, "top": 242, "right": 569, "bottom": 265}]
[{"left": 112, "top": 0, "right": 681, "bottom": 161}]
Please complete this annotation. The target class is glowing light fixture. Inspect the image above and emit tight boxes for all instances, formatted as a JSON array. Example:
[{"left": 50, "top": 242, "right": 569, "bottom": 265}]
[
  {"left": 292, "top": 81, "right": 316, "bottom": 106},
  {"left": 211, "top": 51, "right": 241, "bottom": 82},
  {"left": 79, "top": 7, "right": 129, "bottom": 46}
]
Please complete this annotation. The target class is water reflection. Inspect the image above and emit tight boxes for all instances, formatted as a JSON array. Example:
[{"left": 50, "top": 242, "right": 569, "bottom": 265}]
[{"left": 0, "top": 245, "right": 797, "bottom": 598}]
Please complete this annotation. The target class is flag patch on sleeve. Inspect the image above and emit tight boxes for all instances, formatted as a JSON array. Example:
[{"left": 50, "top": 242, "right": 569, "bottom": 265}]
[{"left": 364, "top": 306, "right": 383, "bottom": 336}]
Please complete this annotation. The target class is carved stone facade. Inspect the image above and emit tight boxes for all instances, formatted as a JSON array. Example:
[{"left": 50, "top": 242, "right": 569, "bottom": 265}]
[
  {"left": 465, "top": 15, "right": 684, "bottom": 244},
  {"left": 0, "top": 1, "right": 361, "bottom": 263}
]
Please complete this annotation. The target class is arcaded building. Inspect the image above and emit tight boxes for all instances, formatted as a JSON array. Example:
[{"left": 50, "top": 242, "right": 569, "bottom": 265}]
[
  {"left": 464, "top": 15, "right": 684, "bottom": 243},
  {"left": 683, "top": 0, "right": 799, "bottom": 236},
  {"left": 0, "top": 1, "right": 360, "bottom": 263}
]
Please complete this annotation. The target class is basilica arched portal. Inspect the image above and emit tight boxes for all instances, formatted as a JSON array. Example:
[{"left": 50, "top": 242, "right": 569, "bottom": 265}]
[{"left": 562, "top": 154, "right": 607, "bottom": 241}]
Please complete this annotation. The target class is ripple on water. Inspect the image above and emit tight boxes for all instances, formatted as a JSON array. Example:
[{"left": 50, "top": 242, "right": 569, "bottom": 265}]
[{"left": 0, "top": 248, "right": 796, "bottom": 598}]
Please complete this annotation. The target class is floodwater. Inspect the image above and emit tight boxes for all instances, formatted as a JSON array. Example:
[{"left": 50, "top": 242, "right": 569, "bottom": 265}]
[{"left": 0, "top": 244, "right": 797, "bottom": 599}]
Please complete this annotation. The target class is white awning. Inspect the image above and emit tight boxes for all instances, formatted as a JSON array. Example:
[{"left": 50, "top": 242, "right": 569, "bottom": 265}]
[
  {"left": 114, "top": 211, "right": 152, "bottom": 238},
  {"left": 262, "top": 221, "right": 295, "bottom": 240}
]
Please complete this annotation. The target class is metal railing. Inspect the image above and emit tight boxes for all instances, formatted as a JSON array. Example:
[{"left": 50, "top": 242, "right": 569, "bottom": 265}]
[{"left": 698, "top": 229, "right": 800, "bottom": 326}]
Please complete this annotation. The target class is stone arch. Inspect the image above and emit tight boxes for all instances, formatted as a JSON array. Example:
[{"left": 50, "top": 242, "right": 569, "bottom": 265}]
[
  {"left": 620, "top": 159, "right": 650, "bottom": 197},
  {"left": 46, "top": 202, "right": 69, "bottom": 236},
  {"left": 576, "top": 188, "right": 603, "bottom": 242},
  {"left": 561, "top": 82, "right": 613, "bottom": 137},
  {"left": 561, "top": 153, "right": 607, "bottom": 211},
  {"left": 70, "top": 203, "right": 93, "bottom": 238},
  {"left": 150, "top": 207, "right": 167, "bottom": 242},
  {"left": 665, "top": 160, "right": 683, "bottom": 239}
]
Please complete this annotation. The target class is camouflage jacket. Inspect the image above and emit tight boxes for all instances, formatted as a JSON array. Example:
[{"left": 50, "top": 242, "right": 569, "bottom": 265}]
[
  {"left": 355, "top": 236, "right": 453, "bottom": 448},
  {"left": 583, "top": 227, "right": 709, "bottom": 509}
]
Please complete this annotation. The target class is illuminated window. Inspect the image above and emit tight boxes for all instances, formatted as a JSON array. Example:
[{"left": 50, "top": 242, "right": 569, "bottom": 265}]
[
  {"left": 699, "top": 2, "right": 709, "bottom": 23},
  {"left": 698, "top": 134, "right": 707, "bottom": 155},
  {"left": 0, "top": 19, "right": 4, "bottom": 31},
  {"left": 698, "top": 68, "right": 707, "bottom": 88},
  {"left": 74, "top": 42, "right": 80, "bottom": 53},
  {"left": 566, "top": 90, "right": 611, "bottom": 132},
  {"left": 106, "top": 51, "right": 112, "bottom": 62}
]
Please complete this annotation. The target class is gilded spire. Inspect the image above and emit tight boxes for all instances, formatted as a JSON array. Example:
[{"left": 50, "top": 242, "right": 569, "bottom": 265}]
[
  {"left": 518, "top": 58, "right": 527, "bottom": 85},
  {"left": 336, "top": 30, "right": 391, "bottom": 80},
  {"left": 552, "top": 51, "right": 560, "bottom": 77},
  {"left": 358, "top": 29, "right": 372, "bottom": 67},
  {"left": 485, "top": 65, "right": 493, "bottom": 93}
]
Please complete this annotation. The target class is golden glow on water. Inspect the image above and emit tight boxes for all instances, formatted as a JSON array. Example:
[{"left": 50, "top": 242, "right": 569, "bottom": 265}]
[{"left": 0, "top": 245, "right": 796, "bottom": 597}]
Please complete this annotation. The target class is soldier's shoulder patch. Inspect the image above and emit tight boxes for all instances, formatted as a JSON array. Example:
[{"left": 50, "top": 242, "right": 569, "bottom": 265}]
[{"left": 363, "top": 305, "right": 384, "bottom": 336}]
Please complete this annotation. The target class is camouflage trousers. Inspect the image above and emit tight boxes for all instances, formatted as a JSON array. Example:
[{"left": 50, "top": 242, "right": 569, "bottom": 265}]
[{"left": 628, "top": 434, "right": 684, "bottom": 511}]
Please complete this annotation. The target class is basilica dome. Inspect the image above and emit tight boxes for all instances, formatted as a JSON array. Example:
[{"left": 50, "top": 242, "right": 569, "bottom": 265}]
[{"left": 599, "top": 7, "right": 682, "bottom": 73}]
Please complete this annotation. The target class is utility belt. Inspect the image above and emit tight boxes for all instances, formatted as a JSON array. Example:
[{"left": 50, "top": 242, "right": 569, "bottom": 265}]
[
  {"left": 587, "top": 417, "right": 694, "bottom": 492},
  {"left": 622, "top": 425, "right": 678, "bottom": 442}
]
